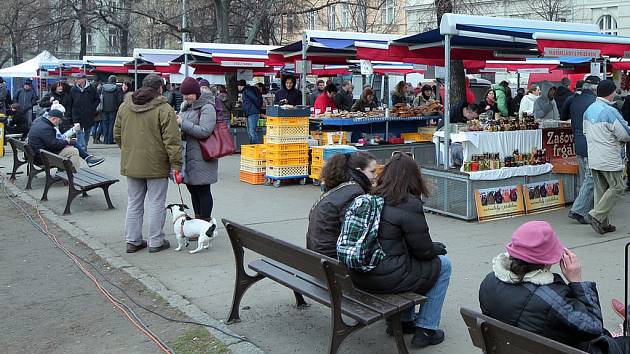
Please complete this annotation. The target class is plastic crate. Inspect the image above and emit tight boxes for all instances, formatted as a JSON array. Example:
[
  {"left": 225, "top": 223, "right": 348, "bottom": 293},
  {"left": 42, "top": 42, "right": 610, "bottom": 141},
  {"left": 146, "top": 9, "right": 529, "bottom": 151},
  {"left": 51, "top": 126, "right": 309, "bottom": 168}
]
[
  {"left": 266, "top": 156, "right": 309, "bottom": 166},
  {"left": 266, "top": 150, "right": 309, "bottom": 160},
  {"left": 266, "top": 125, "right": 309, "bottom": 137},
  {"left": 266, "top": 106, "right": 311, "bottom": 117},
  {"left": 266, "top": 116, "right": 309, "bottom": 126},
  {"left": 401, "top": 132, "right": 433, "bottom": 142},
  {"left": 241, "top": 144, "right": 266, "bottom": 159},
  {"left": 322, "top": 146, "right": 358, "bottom": 160},
  {"left": 322, "top": 131, "right": 351, "bottom": 145},
  {"left": 265, "top": 135, "right": 309, "bottom": 144},
  {"left": 240, "top": 164, "right": 266, "bottom": 174},
  {"left": 266, "top": 165, "right": 309, "bottom": 178},
  {"left": 240, "top": 157, "right": 266, "bottom": 167},
  {"left": 310, "top": 165, "right": 323, "bottom": 180},
  {"left": 266, "top": 142, "right": 309, "bottom": 153},
  {"left": 239, "top": 170, "right": 266, "bottom": 185}
]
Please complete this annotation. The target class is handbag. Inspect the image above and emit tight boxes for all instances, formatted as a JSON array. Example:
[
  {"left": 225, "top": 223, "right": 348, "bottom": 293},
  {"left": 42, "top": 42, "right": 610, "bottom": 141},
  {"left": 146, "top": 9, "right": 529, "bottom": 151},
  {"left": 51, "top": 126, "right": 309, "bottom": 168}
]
[{"left": 197, "top": 106, "right": 235, "bottom": 160}]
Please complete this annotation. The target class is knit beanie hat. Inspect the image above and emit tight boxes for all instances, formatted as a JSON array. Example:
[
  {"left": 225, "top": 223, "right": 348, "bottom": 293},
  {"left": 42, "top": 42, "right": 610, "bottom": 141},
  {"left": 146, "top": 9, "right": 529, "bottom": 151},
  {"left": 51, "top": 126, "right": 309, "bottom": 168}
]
[
  {"left": 199, "top": 79, "right": 210, "bottom": 88},
  {"left": 142, "top": 74, "right": 164, "bottom": 90},
  {"left": 180, "top": 77, "right": 201, "bottom": 96},
  {"left": 597, "top": 79, "right": 616, "bottom": 98},
  {"left": 506, "top": 221, "right": 564, "bottom": 265},
  {"left": 237, "top": 79, "right": 247, "bottom": 87},
  {"left": 108, "top": 75, "right": 117, "bottom": 84}
]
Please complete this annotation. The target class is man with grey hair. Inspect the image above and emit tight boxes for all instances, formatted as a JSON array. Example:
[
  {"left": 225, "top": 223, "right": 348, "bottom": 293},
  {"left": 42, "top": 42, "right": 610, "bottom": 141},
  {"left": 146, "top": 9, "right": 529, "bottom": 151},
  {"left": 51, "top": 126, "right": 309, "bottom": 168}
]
[
  {"left": 562, "top": 75, "right": 599, "bottom": 225},
  {"left": 335, "top": 80, "right": 354, "bottom": 111}
]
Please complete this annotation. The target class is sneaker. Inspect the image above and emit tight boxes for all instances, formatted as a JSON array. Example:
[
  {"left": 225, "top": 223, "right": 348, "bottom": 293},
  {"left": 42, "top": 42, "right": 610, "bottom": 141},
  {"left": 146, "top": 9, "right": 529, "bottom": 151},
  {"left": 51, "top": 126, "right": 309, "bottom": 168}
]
[
  {"left": 86, "top": 156, "right": 105, "bottom": 168},
  {"left": 603, "top": 224, "right": 616, "bottom": 233},
  {"left": 411, "top": 328, "right": 445, "bottom": 348},
  {"left": 385, "top": 320, "right": 416, "bottom": 336},
  {"left": 568, "top": 211, "right": 587, "bottom": 224},
  {"left": 586, "top": 214, "right": 606, "bottom": 235},
  {"left": 612, "top": 299, "right": 628, "bottom": 320},
  {"left": 126, "top": 240, "right": 147, "bottom": 253},
  {"left": 149, "top": 240, "right": 170, "bottom": 253}
]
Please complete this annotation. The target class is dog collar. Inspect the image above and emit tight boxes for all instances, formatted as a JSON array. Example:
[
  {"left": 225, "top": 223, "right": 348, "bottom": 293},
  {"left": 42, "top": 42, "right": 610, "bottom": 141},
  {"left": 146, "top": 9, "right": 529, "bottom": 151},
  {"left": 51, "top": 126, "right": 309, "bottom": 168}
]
[{"left": 173, "top": 214, "right": 187, "bottom": 225}]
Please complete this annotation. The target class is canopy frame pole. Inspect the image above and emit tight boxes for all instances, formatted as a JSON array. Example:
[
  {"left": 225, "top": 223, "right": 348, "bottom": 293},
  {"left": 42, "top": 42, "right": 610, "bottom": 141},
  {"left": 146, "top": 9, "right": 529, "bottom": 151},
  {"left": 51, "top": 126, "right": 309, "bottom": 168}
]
[
  {"left": 602, "top": 56, "right": 607, "bottom": 79},
  {"left": 517, "top": 72, "right": 521, "bottom": 90},
  {"left": 301, "top": 32, "right": 308, "bottom": 106},
  {"left": 134, "top": 59, "right": 138, "bottom": 90},
  {"left": 184, "top": 53, "right": 189, "bottom": 78},
  {"left": 443, "top": 34, "right": 451, "bottom": 171}
]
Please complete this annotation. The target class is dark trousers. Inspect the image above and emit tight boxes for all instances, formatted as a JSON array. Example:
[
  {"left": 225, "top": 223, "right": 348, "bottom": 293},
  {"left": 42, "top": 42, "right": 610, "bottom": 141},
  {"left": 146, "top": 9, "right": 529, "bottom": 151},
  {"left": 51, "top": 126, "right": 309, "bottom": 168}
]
[
  {"left": 627, "top": 143, "right": 630, "bottom": 188},
  {"left": 185, "top": 184, "right": 213, "bottom": 218}
]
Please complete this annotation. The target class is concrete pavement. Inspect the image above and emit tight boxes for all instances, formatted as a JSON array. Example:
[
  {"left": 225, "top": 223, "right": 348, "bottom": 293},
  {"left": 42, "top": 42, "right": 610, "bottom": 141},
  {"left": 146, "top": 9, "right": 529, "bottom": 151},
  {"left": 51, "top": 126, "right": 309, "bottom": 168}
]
[{"left": 2, "top": 144, "right": 629, "bottom": 353}]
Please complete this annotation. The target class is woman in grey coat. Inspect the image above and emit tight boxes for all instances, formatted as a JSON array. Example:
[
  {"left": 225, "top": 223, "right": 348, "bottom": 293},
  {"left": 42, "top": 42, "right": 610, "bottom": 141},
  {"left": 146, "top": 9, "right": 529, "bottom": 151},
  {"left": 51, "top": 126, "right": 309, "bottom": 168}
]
[{"left": 177, "top": 77, "right": 218, "bottom": 220}]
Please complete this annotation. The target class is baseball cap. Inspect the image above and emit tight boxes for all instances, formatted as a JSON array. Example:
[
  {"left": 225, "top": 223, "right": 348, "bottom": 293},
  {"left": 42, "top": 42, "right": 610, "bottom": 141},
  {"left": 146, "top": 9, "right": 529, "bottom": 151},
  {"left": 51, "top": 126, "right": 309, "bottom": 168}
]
[
  {"left": 48, "top": 109, "right": 64, "bottom": 118},
  {"left": 584, "top": 75, "right": 601, "bottom": 85}
]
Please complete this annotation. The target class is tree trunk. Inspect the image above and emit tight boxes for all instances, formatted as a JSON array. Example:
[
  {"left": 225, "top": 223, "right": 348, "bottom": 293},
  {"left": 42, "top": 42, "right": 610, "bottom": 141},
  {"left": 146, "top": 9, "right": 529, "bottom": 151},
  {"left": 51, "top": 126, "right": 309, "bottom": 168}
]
[
  {"left": 10, "top": 32, "right": 20, "bottom": 65},
  {"left": 79, "top": 23, "right": 87, "bottom": 58},
  {"left": 214, "top": 0, "right": 231, "bottom": 43},
  {"left": 435, "top": 0, "right": 466, "bottom": 104},
  {"left": 120, "top": 28, "right": 129, "bottom": 56}
]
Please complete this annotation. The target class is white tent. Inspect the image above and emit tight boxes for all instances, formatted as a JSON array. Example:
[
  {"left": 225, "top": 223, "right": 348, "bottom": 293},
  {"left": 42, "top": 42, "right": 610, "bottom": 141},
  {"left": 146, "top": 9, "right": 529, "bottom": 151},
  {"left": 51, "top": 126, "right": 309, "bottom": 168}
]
[{"left": 0, "top": 51, "right": 58, "bottom": 78}]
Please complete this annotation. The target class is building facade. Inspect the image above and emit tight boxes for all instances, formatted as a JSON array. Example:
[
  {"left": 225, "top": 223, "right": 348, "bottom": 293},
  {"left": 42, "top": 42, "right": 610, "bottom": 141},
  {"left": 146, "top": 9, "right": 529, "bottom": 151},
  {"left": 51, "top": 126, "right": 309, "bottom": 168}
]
[{"left": 405, "top": 0, "right": 630, "bottom": 36}]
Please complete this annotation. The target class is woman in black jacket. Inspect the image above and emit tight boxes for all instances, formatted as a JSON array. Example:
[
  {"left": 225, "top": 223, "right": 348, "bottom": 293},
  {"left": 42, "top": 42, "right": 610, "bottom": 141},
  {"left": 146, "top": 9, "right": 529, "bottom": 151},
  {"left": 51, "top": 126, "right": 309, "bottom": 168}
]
[
  {"left": 306, "top": 152, "right": 377, "bottom": 259},
  {"left": 479, "top": 89, "right": 500, "bottom": 115},
  {"left": 350, "top": 153, "right": 451, "bottom": 349},
  {"left": 40, "top": 82, "right": 73, "bottom": 131},
  {"left": 479, "top": 221, "right": 630, "bottom": 354}
]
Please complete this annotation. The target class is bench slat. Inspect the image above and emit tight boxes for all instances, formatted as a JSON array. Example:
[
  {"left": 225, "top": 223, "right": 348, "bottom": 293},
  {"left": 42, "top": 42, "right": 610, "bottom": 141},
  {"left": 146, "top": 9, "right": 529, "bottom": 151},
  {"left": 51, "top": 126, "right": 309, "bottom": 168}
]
[
  {"left": 249, "top": 259, "right": 383, "bottom": 325},
  {"left": 263, "top": 259, "right": 422, "bottom": 317},
  {"left": 78, "top": 168, "right": 117, "bottom": 181}
]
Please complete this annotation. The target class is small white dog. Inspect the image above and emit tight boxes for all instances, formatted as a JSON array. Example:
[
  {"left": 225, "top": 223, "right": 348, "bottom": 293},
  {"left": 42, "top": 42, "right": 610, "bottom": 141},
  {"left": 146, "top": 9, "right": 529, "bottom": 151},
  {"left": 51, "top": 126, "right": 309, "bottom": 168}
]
[{"left": 166, "top": 204, "right": 218, "bottom": 254}]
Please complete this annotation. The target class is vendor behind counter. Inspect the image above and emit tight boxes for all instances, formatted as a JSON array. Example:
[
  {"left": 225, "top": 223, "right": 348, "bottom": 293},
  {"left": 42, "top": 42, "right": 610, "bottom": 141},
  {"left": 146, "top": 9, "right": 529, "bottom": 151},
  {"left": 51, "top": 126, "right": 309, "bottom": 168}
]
[{"left": 436, "top": 101, "right": 481, "bottom": 130}]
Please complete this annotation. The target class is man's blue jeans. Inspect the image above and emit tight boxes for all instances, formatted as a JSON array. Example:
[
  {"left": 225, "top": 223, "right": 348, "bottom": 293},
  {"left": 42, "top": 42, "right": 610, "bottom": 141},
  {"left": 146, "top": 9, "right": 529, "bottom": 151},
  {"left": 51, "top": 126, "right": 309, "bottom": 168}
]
[
  {"left": 73, "top": 130, "right": 90, "bottom": 160},
  {"left": 247, "top": 114, "right": 260, "bottom": 144},
  {"left": 101, "top": 111, "right": 116, "bottom": 144},
  {"left": 402, "top": 255, "right": 452, "bottom": 330},
  {"left": 570, "top": 155, "right": 594, "bottom": 217}
]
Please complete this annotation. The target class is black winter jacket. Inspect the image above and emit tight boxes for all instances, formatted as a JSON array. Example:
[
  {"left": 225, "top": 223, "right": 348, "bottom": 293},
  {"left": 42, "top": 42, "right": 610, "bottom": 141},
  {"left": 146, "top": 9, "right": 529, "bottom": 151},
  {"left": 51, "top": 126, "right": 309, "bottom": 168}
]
[
  {"left": 350, "top": 196, "right": 442, "bottom": 295},
  {"left": 274, "top": 77, "right": 302, "bottom": 106},
  {"left": 561, "top": 90, "right": 596, "bottom": 157},
  {"left": 101, "top": 83, "right": 123, "bottom": 113},
  {"left": 306, "top": 170, "right": 372, "bottom": 258},
  {"left": 241, "top": 85, "right": 262, "bottom": 116},
  {"left": 555, "top": 85, "right": 572, "bottom": 112},
  {"left": 28, "top": 117, "right": 69, "bottom": 164},
  {"left": 335, "top": 91, "right": 354, "bottom": 111},
  {"left": 70, "top": 82, "right": 100, "bottom": 127}
]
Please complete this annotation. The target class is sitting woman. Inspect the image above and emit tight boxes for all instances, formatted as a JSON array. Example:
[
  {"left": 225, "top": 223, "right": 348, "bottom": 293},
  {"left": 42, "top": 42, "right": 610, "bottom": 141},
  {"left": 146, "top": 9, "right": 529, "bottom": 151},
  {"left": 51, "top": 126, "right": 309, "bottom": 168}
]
[
  {"left": 349, "top": 153, "right": 451, "bottom": 349},
  {"left": 479, "top": 221, "right": 630, "bottom": 354},
  {"left": 351, "top": 88, "right": 378, "bottom": 112},
  {"left": 479, "top": 89, "right": 500, "bottom": 115},
  {"left": 306, "top": 152, "right": 377, "bottom": 258}
]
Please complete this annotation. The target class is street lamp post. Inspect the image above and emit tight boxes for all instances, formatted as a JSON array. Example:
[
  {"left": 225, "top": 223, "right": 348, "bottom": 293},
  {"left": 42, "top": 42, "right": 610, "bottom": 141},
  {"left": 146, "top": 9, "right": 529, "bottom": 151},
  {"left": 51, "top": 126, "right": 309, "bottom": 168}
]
[{"left": 182, "top": 0, "right": 188, "bottom": 77}]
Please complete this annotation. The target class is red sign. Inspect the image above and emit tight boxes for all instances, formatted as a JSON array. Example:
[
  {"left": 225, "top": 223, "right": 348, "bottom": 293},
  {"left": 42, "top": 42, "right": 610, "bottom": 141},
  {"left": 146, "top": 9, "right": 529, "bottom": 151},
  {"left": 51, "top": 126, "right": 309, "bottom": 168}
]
[{"left": 543, "top": 128, "right": 575, "bottom": 160}]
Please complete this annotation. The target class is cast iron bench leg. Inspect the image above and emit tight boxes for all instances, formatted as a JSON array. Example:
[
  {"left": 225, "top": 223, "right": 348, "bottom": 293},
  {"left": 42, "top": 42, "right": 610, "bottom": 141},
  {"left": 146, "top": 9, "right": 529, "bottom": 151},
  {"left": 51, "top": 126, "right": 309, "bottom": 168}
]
[
  {"left": 294, "top": 291, "right": 309, "bottom": 308},
  {"left": 389, "top": 312, "right": 409, "bottom": 354},
  {"left": 102, "top": 186, "right": 115, "bottom": 209},
  {"left": 226, "top": 236, "right": 264, "bottom": 325},
  {"left": 26, "top": 166, "right": 36, "bottom": 190},
  {"left": 63, "top": 189, "right": 80, "bottom": 215}
]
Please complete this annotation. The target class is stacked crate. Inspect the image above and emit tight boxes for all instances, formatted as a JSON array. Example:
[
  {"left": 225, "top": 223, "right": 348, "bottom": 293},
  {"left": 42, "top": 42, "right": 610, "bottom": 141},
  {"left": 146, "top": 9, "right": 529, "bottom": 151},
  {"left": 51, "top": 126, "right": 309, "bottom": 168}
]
[
  {"left": 309, "top": 145, "right": 358, "bottom": 185},
  {"left": 264, "top": 107, "right": 311, "bottom": 187},
  {"left": 240, "top": 144, "right": 266, "bottom": 185}
]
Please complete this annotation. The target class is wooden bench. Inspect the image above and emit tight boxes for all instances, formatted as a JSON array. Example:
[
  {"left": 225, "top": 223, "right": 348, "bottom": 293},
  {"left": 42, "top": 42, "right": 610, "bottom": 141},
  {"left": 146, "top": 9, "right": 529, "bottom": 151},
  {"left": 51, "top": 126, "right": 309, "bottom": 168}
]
[
  {"left": 222, "top": 219, "right": 427, "bottom": 354},
  {"left": 460, "top": 307, "right": 588, "bottom": 354},
  {"left": 40, "top": 149, "right": 119, "bottom": 215},
  {"left": 8, "top": 137, "right": 45, "bottom": 190}
]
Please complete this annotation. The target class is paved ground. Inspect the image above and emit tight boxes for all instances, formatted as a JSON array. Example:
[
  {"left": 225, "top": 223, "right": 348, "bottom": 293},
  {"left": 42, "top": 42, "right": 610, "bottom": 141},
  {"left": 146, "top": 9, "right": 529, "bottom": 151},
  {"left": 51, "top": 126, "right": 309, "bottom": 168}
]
[
  {"left": 0, "top": 183, "right": 227, "bottom": 354},
  {"left": 2, "top": 143, "right": 630, "bottom": 353}
]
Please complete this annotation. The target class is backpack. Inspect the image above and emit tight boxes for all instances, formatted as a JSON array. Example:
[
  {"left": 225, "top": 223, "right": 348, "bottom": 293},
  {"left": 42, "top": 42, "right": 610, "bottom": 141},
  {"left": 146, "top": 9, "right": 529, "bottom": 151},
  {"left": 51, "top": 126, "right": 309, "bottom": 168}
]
[{"left": 336, "top": 194, "right": 386, "bottom": 272}]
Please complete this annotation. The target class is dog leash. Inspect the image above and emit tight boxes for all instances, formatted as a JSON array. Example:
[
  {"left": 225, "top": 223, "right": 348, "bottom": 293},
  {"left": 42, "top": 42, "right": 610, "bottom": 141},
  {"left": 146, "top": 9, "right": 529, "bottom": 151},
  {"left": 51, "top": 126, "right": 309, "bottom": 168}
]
[{"left": 173, "top": 170, "right": 185, "bottom": 205}]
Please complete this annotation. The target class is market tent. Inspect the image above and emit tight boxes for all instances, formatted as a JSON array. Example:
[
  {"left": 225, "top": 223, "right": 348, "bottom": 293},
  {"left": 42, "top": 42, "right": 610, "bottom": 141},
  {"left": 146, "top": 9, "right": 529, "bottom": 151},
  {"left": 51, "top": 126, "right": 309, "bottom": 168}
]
[
  {"left": 84, "top": 55, "right": 135, "bottom": 73},
  {"left": 181, "top": 43, "right": 279, "bottom": 67},
  {"left": 0, "top": 51, "right": 57, "bottom": 78}
]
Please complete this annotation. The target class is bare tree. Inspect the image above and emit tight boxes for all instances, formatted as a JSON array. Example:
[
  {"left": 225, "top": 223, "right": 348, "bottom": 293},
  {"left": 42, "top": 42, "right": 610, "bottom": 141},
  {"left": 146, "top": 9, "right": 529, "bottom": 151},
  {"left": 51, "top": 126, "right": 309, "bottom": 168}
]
[{"left": 527, "top": 0, "right": 570, "bottom": 21}]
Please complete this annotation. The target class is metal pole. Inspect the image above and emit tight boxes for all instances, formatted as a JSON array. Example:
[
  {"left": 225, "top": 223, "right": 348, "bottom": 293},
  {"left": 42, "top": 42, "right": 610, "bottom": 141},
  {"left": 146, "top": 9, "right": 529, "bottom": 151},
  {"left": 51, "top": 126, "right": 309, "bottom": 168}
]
[
  {"left": 443, "top": 34, "right": 451, "bottom": 170},
  {"left": 183, "top": 0, "right": 189, "bottom": 78},
  {"left": 301, "top": 32, "right": 308, "bottom": 106},
  {"left": 603, "top": 57, "right": 607, "bottom": 79},
  {"left": 134, "top": 58, "right": 138, "bottom": 90},
  {"left": 517, "top": 72, "right": 521, "bottom": 90}
]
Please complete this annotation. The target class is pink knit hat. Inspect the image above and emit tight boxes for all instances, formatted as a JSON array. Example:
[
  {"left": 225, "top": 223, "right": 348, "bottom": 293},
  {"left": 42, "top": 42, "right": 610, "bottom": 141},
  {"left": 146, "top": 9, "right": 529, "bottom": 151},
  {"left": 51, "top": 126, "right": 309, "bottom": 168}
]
[{"left": 507, "top": 221, "right": 564, "bottom": 265}]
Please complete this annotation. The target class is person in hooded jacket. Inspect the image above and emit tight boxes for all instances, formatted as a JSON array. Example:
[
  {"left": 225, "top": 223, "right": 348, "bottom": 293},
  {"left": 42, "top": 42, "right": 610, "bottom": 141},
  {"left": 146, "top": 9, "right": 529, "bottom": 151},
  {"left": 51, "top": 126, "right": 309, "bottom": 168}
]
[
  {"left": 274, "top": 76, "right": 302, "bottom": 106},
  {"left": 555, "top": 77, "right": 572, "bottom": 112},
  {"left": 100, "top": 75, "right": 123, "bottom": 144},
  {"left": 479, "top": 221, "right": 630, "bottom": 354},
  {"left": 518, "top": 85, "right": 540, "bottom": 119},
  {"left": 70, "top": 73, "right": 100, "bottom": 147},
  {"left": 351, "top": 88, "right": 378, "bottom": 112},
  {"left": 40, "top": 81, "right": 73, "bottom": 131},
  {"left": 16, "top": 79, "right": 39, "bottom": 126},
  {"left": 350, "top": 153, "right": 451, "bottom": 349},
  {"left": 533, "top": 81, "right": 560, "bottom": 120},
  {"left": 491, "top": 81, "right": 511, "bottom": 117},
  {"left": 306, "top": 152, "right": 377, "bottom": 258},
  {"left": 176, "top": 77, "right": 218, "bottom": 221},
  {"left": 114, "top": 74, "right": 182, "bottom": 254}
]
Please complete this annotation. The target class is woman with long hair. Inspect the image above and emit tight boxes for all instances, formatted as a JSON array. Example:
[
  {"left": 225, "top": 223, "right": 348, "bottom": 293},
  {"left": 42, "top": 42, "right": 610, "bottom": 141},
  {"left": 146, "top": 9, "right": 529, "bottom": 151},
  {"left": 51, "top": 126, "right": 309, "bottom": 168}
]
[
  {"left": 479, "top": 89, "right": 500, "bottom": 115},
  {"left": 391, "top": 81, "right": 409, "bottom": 106},
  {"left": 306, "top": 152, "right": 377, "bottom": 258},
  {"left": 350, "top": 153, "right": 451, "bottom": 349},
  {"left": 518, "top": 85, "right": 541, "bottom": 118}
]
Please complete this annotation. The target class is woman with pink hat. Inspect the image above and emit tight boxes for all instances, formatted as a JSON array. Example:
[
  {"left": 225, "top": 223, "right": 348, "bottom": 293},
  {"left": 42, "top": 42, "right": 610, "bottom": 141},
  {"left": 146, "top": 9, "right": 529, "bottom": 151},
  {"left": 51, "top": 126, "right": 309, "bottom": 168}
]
[{"left": 479, "top": 221, "right": 630, "bottom": 353}]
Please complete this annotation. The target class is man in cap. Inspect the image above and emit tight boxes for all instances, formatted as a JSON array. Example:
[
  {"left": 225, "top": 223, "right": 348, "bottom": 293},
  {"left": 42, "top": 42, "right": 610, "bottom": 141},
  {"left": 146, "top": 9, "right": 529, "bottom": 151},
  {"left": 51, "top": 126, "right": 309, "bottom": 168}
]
[
  {"left": 583, "top": 79, "right": 630, "bottom": 234},
  {"left": 16, "top": 78, "right": 39, "bottom": 126},
  {"left": 114, "top": 74, "right": 182, "bottom": 253},
  {"left": 563, "top": 75, "right": 600, "bottom": 225},
  {"left": 70, "top": 73, "right": 100, "bottom": 148},
  {"left": 100, "top": 75, "right": 123, "bottom": 144},
  {"left": 237, "top": 79, "right": 263, "bottom": 144}
]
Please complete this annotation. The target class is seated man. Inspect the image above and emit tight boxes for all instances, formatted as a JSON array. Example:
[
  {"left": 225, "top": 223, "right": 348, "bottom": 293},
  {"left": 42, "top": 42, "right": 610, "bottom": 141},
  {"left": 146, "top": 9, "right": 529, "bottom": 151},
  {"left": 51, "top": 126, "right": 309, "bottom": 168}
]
[{"left": 28, "top": 109, "right": 104, "bottom": 168}]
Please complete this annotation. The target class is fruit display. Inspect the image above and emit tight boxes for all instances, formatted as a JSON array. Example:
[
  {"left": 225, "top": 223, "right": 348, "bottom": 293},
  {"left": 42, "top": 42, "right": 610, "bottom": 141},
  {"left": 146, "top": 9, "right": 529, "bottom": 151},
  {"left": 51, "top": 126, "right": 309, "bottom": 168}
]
[{"left": 463, "top": 149, "right": 549, "bottom": 172}]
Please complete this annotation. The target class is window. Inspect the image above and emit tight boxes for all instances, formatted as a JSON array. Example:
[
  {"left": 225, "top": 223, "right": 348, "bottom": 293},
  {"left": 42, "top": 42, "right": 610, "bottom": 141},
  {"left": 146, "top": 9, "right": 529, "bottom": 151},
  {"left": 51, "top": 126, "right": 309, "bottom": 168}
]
[
  {"left": 108, "top": 27, "right": 119, "bottom": 49},
  {"left": 306, "top": 11, "right": 315, "bottom": 30},
  {"left": 86, "top": 28, "right": 95, "bottom": 52},
  {"left": 341, "top": 3, "right": 349, "bottom": 29},
  {"left": 328, "top": 5, "right": 336, "bottom": 30},
  {"left": 287, "top": 14, "right": 296, "bottom": 34},
  {"left": 382, "top": 0, "right": 395, "bottom": 25},
  {"left": 598, "top": 15, "right": 618, "bottom": 35}
]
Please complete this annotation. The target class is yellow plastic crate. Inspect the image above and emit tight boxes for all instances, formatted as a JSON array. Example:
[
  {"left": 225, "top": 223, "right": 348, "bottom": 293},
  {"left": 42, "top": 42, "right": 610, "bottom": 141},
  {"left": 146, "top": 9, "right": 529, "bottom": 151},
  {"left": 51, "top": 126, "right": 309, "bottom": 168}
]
[
  {"left": 266, "top": 142, "right": 309, "bottom": 153},
  {"left": 266, "top": 165, "right": 309, "bottom": 178},
  {"left": 266, "top": 125, "right": 309, "bottom": 137},
  {"left": 401, "top": 132, "right": 432, "bottom": 142},
  {"left": 266, "top": 116, "right": 309, "bottom": 126},
  {"left": 310, "top": 165, "right": 323, "bottom": 180},
  {"left": 240, "top": 164, "right": 266, "bottom": 174},
  {"left": 266, "top": 156, "right": 309, "bottom": 166},
  {"left": 321, "top": 131, "right": 350, "bottom": 145},
  {"left": 240, "top": 170, "right": 265, "bottom": 185},
  {"left": 266, "top": 150, "right": 309, "bottom": 160},
  {"left": 241, "top": 144, "right": 266, "bottom": 159},
  {"left": 240, "top": 157, "right": 265, "bottom": 167},
  {"left": 265, "top": 135, "right": 309, "bottom": 144}
]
